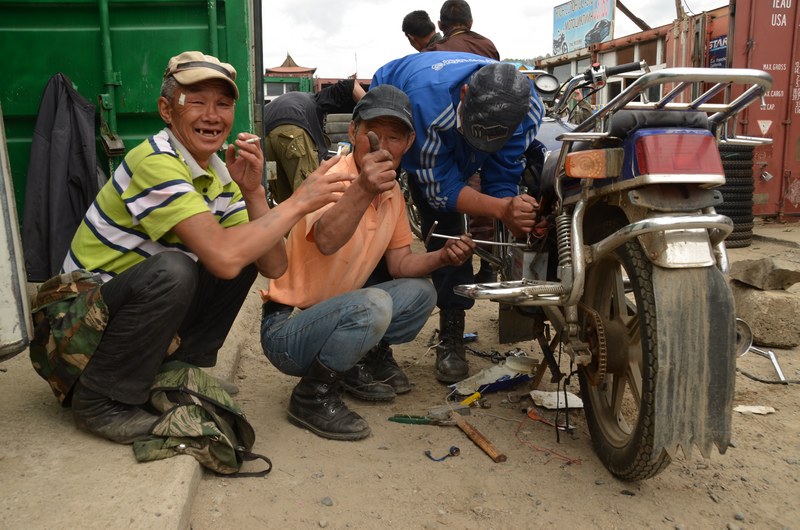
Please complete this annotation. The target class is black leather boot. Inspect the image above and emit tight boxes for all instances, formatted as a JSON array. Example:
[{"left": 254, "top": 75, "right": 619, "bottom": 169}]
[
  {"left": 363, "top": 341, "right": 412, "bottom": 394},
  {"left": 71, "top": 381, "right": 159, "bottom": 444},
  {"left": 288, "top": 357, "right": 371, "bottom": 441},
  {"left": 435, "top": 309, "right": 469, "bottom": 383},
  {"left": 342, "top": 362, "right": 396, "bottom": 401}
]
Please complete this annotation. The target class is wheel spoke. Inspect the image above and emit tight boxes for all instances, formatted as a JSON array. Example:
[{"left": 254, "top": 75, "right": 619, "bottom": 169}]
[
  {"left": 625, "top": 360, "right": 643, "bottom": 405},
  {"left": 610, "top": 266, "right": 627, "bottom": 320},
  {"left": 609, "top": 375, "right": 632, "bottom": 435}
]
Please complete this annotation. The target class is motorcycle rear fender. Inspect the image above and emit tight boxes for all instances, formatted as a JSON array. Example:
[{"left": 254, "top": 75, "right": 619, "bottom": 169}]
[
  {"left": 608, "top": 190, "right": 727, "bottom": 269},
  {"left": 650, "top": 264, "right": 736, "bottom": 459}
]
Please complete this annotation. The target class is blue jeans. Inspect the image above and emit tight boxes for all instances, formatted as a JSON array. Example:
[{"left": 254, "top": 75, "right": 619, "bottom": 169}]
[{"left": 260, "top": 278, "right": 436, "bottom": 375}]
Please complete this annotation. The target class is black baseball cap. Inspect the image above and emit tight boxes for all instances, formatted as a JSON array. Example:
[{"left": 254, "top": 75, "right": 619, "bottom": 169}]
[
  {"left": 461, "top": 62, "right": 531, "bottom": 153},
  {"left": 353, "top": 85, "right": 415, "bottom": 132}
]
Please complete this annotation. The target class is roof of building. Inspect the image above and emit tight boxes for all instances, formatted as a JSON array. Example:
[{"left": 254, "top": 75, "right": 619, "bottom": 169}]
[{"left": 265, "top": 53, "right": 316, "bottom": 76}]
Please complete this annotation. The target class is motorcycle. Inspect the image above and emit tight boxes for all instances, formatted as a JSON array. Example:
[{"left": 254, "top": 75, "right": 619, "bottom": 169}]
[{"left": 451, "top": 61, "right": 773, "bottom": 480}]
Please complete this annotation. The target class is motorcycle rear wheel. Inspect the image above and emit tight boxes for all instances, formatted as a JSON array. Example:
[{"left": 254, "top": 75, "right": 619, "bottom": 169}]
[{"left": 578, "top": 219, "right": 671, "bottom": 481}]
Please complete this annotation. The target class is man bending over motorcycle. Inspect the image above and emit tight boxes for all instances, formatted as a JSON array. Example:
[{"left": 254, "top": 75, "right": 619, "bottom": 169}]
[{"left": 372, "top": 53, "right": 544, "bottom": 384}]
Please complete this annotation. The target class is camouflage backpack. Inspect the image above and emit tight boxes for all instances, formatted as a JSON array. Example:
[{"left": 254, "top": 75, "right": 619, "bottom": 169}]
[{"left": 133, "top": 361, "right": 272, "bottom": 477}]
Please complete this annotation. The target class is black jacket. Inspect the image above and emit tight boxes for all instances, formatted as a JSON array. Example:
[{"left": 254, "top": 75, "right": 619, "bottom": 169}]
[
  {"left": 263, "top": 79, "right": 358, "bottom": 162},
  {"left": 22, "top": 73, "right": 99, "bottom": 282}
]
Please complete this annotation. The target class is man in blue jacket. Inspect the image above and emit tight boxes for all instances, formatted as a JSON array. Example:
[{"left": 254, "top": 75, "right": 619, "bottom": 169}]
[{"left": 372, "top": 52, "right": 543, "bottom": 384}]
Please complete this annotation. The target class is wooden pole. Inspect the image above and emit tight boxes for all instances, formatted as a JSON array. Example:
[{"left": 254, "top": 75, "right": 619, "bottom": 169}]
[{"left": 451, "top": 412, "right": 507, "bottom": 463}]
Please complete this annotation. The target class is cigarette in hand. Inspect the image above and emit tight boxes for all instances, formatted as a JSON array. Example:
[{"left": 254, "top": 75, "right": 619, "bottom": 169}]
[{"left": 243, "top": 136, "right": 261, "bottom": 144}]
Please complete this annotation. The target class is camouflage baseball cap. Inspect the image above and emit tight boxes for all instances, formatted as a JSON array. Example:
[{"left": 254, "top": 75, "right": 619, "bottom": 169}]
[
  {"left": 164, "top": 51, "right": 239, "bottom": 100},
  {"left": 461, "top": 62, "right": 531, "bottom": 153}
]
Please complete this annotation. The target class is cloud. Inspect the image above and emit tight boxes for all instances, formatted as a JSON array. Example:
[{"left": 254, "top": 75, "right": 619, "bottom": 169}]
[{"left": 262, "top": 0, "right": 728, "bottom": 79}]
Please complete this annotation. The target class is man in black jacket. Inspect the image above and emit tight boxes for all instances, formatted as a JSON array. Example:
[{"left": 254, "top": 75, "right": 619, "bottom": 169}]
[{"left": 264, "top": 80, "right": 365, "bottom": 203}]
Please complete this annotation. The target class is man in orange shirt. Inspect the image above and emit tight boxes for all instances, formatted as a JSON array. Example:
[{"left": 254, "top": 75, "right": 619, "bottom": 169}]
[{"left": 260, "top": 86, "right": 475, "bottom": 441}]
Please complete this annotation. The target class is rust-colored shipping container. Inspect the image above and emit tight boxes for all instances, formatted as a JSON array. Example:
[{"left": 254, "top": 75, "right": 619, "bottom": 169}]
[{"left": 730, "top": 0, "right": 800, "bottom": 216}]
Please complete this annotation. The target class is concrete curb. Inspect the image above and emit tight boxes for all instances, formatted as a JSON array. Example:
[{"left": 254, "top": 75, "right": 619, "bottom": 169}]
[{"left": 0, "top": 284, "right": 261, "bottom": 530}]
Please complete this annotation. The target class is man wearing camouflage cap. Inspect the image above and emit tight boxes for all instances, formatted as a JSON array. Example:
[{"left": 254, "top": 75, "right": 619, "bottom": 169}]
[
  {"left": 30, "top": 51, "right": 348, "bottom": 444},
  {"left": 372, "top": 52, "right": 544, "bottom": 385}
]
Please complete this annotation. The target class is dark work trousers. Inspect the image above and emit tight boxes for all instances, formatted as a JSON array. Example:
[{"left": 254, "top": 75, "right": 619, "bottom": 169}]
[
  {"left": 79, "top": 252, "right": 257, "bottom": 405},
  {"left": 408, "top": 175, "right": 475, "bottom": 311}
]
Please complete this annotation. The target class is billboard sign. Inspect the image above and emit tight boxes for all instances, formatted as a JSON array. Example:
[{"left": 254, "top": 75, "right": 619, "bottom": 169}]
[{"left": 553, "top": 0, "right": 615, "bottom": 56}]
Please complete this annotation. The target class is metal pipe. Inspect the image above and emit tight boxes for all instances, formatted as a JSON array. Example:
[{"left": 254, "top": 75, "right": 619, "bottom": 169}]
[
  {"left": 98, "top": 0, "right": 117, "bottom": 134},
  {"left": 563, "top": 198, "right": 587, "bottom": 306},
  {"left": 207, "top": 0, "right": 218, "bottom": 55},
  {"left": 588, "top": 214, "right": 733, "bottom": 264},
  {"left": 426, "top": 232, "right": 529, "bottom": 248}
]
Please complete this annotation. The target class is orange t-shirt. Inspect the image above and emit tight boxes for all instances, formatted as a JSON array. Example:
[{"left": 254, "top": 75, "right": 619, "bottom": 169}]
[{"left": 265, "top": 154, "right": 413, "bottom": 308}]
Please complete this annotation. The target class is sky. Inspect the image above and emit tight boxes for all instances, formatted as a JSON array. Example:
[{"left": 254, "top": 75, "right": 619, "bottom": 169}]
[{"left": 262, "top": 0, "right": 726, "bottom": 80}]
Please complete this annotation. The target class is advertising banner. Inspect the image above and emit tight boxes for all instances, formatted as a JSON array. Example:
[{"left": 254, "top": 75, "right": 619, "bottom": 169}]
[{"left": 553, "top": 0, "right": 615, "bottom": 56}]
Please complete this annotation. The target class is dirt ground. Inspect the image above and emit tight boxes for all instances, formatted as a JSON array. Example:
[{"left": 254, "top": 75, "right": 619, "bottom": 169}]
[{"left": 191, "top": 238, "right": 799, "bottom": 530}]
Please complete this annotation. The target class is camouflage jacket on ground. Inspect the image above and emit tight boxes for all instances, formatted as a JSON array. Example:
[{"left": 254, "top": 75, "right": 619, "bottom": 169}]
[{"left": 29, "top": 270, "right": 108, "bottom": 404}]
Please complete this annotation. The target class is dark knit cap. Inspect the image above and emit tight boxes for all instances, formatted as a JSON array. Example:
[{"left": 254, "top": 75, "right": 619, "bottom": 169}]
[{"left": 461, "top": 62, "right": 531, "bottom": 152}]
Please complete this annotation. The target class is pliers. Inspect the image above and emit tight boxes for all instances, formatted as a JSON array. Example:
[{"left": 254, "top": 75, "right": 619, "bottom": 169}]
[{"left": 388, "top": 414, "right": 455, "bottom": 426}]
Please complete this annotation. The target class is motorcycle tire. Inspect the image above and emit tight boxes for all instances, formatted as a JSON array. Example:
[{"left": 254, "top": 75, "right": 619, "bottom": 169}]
[
  {"left": 718, "top": 144, "right": 754, "bottom": 160},
  {"left": 398, "top": 170, "right": 422, "bottom": 240},
  {"left": 720, "top": 159, "right": 754, "bottom": 170},
  {"left": 723, "top": 170, "right": 755, "bottom": 181},
  {"left": 725, "top": 237, "right": 753, "bottom": 248},
  {"left": 717, "top": 191, "right": 755, "bottom": 202},
  {"left": 719, "top": 200, "right": 754, "bottom": 210},
  {"left": 578, "top": 218, "right": 671, "bottom": 480}
]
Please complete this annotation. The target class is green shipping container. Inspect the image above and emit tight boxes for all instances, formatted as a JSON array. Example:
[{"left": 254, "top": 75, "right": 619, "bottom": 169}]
[{"left": 0, "top": 0, "right": 263, "bottom": 218}]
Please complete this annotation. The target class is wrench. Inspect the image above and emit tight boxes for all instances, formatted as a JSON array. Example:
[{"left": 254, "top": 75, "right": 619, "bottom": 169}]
[{"left": 424, "top": 220, "right": 529, "bottom": 248}]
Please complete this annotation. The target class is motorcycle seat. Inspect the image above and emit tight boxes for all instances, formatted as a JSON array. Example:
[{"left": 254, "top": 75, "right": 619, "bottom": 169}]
[{"left": 608, "top": 110, "right": 709, "bottom": 140}]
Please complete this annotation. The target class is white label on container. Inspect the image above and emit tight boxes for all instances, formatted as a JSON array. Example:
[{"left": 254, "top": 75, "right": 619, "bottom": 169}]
[{"left": 758, "top": 120, "right": 773, "bottom": 134}]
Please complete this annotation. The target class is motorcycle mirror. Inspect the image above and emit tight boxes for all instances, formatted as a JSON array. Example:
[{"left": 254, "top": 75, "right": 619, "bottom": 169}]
[{"left": 735, "top": 318, "right": 754, "bottom": 357}]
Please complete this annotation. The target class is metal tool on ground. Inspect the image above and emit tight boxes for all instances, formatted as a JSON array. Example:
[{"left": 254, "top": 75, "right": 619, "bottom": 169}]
[
  {"left": 424, "top": 446, "right": 460, "bottom": 462},
  {"left": 424, "top": 220, "right": 529, "bottom": 248},
  {"left": 428, "top": 403, "right": 470, "bottom": 421},
  {"left": 388, "top": 414, "right": 455, "bottom": 426},
  {"left": 390, "top": 407, "right": 506, "bottom": 463},
  {"left": 459, "top": 392, "right": 482, "bottom": 406}
]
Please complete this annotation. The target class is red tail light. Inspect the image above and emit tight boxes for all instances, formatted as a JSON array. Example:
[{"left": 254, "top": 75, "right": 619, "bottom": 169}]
[{"left": 635, "top": 132, "right": 723, "bottom": 175}]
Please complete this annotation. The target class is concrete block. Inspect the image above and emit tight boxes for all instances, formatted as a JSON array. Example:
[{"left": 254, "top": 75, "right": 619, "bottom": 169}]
[
  {"left": 732, "top": 282, "right": 800, "bottom": 348},
  {"left": 729, "top": 258, "right": 800, "bottom": 290}
]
